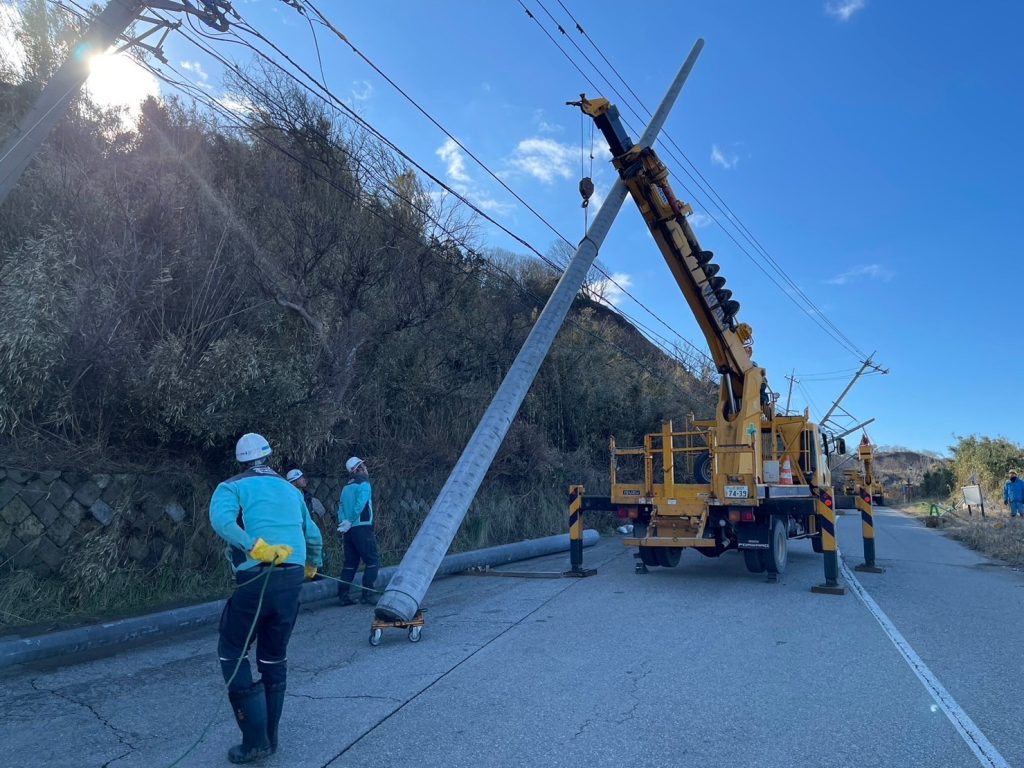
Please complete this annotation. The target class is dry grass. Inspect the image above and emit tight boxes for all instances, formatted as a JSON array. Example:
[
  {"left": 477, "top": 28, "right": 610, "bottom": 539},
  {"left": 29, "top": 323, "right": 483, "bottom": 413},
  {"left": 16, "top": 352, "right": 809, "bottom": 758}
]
[
  {"left": 0, "top": 480, "right": 593, "bottom": 634},
  {"left": 0, "top": 567, "right": 233, "bottom": 636},
  {"left": 902, "top": 501, "right": 1024, "bottom": 567}
]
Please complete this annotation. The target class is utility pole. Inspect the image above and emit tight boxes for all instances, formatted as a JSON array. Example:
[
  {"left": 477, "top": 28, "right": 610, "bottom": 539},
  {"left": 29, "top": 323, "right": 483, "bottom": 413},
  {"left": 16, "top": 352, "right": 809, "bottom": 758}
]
[
  {"left": 0, "top": 0, "right": 232, "bottom": 207},
  {"left": 374, "top": 40, "right": 706, "bottom": 624},
  {"left": 820, "top": 353, "right": 888, "bottom": 427},
  {"left": 784, "top": 369, "right": 795, "bottom": 416}
]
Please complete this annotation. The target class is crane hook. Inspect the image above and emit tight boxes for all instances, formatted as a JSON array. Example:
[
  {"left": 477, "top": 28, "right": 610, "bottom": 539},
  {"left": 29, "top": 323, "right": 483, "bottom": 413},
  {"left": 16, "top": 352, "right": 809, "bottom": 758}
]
[{"left": 579, "top": 177, "right": 595, "bottom": 208}]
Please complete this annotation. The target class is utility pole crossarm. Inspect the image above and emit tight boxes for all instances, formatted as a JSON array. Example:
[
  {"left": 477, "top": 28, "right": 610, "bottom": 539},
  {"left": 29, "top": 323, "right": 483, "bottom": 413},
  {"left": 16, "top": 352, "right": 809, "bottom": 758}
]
[{"left": 821, "top": 353, "right": 885, "bottom": 426}]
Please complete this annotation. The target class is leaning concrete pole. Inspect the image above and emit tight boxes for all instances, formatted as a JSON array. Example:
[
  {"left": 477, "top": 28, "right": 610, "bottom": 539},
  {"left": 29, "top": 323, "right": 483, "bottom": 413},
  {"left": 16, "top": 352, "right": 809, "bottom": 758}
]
[
  {"left": 0, "top": 0, "right": 143, "bottom": 206},
  {"left": 375, "top": 40, "right": 705, "bottom": 622}
]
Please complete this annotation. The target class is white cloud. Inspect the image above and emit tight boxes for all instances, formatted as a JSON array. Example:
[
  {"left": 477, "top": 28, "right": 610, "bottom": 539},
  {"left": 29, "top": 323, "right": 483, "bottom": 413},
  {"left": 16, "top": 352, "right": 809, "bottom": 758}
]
[
  {"left": 475, "top": 196, "right": 515, "bottom": 215},
  {"left": 220, "top": 94, "right": 254, "bottom": 116},
  {"left": 689, "top": 212, "right": 712, "bottom": 228},
  {"left": 589, "top": 271, "right": 633, "bottom": 307},
  {"left": 508, "top": 138, "right": 576, "bottom": 184},
  {"left": 825, "top": 0, "right": 866, "bottom": 21},
  {"left": 826, "top": 263, "right": 893, "bottom": 285},
  {"left": 434, "top": 140, "right": 514, "bottom": 216},
  {"left": 180, "top": 60, "right": 210, "bottom": 88},
  {"left": 350, "top": 80, "right": 373, "bottom": 101},
  {"left": 710, "top": 143, "right": 739, "bottom": 170},
  {"left": 532, "top": 109, "right": 563, "bottom": 134},
  {"left": 436, "top": 138, "right": 471, "bottom": 184}
]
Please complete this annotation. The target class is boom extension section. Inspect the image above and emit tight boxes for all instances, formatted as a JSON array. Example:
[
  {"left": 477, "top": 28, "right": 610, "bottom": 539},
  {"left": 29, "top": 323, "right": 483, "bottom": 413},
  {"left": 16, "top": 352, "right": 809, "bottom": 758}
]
[{"left": 570, "top": 94, "right": 834, "bottom": 578}]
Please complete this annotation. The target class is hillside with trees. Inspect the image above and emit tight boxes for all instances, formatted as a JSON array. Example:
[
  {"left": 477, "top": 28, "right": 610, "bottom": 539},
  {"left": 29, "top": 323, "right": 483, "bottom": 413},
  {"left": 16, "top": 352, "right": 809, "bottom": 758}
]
[{"left": 0, "top": 7, "right": 716, "bottom": 624}]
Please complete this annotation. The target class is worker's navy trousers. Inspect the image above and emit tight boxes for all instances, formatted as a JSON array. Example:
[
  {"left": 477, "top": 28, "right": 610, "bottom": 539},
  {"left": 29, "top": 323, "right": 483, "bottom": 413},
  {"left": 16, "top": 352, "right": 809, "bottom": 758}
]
[
  {"left": 338, "top": 525, "right": 380, "bottom": 599},
  {"left": 218, "top": 564, "right": 303, "bottom": 692}
]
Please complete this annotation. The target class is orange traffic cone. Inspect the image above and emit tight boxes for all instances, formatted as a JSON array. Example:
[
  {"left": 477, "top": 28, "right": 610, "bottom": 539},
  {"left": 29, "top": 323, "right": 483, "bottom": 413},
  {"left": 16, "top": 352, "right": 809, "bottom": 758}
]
[{"left": 780, "top": 455, "right": 793, "bottom": 485}]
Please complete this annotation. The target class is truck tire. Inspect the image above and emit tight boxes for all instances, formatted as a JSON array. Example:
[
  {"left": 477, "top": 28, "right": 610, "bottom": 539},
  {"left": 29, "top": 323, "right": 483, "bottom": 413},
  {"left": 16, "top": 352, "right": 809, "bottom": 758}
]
[
  {"left": 638, "top": 546, "right": 660, "bottom": 567},
  {"left": 764, "top": 518, "right": 788, "bottom": 575},
  {"left": 693, "top": 452, "right": 712, "bottom": 484},
  {"left": 744, "top": 549, "right": 766, "bottom": 573},
  {"left": 656, "top": 547, "right": 682, "bottom": 568}
]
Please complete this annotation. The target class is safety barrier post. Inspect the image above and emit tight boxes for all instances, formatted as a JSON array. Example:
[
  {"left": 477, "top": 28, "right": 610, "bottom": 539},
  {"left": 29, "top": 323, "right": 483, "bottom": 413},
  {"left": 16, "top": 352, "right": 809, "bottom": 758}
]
[
  {"left": 854, "top": 486, "right": 885, "bottom": 573},
  {"left": 811, "top": 486, "right": 846, "bottom": 595},
  {"left": 564, "top": 486, "right": 596, "bottom": 577}
]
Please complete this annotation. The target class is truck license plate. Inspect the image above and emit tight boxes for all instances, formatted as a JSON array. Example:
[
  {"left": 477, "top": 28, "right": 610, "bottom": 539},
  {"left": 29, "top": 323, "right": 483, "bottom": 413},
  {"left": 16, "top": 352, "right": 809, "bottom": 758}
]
[{"left": 725, "top": 485, "right": 749, "bottom": 498}]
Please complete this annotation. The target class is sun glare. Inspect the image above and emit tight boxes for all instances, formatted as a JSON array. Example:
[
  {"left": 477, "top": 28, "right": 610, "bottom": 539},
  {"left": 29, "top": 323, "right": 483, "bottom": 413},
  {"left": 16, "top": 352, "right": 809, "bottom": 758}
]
[{"left": 86, "top": 51, "right": 160, "bottom": 121}]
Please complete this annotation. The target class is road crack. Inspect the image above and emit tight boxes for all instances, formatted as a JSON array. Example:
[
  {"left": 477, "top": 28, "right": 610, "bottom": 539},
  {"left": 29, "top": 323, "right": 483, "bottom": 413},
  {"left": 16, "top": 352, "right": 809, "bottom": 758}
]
[{"left": 29, "top": 678, "right": 141, "bottom": 761}]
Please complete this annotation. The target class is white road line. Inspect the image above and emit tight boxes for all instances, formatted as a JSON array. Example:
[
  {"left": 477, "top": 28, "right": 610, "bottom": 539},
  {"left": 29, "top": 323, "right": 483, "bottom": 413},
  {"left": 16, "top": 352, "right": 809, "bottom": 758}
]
[{"left": 839, "top": 557, "right": 1010, "bottom": 768}]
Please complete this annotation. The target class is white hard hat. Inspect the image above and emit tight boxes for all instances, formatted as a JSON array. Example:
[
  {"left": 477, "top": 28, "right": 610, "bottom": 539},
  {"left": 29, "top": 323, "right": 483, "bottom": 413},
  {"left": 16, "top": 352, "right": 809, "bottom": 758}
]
[
  {"left": 285, "top": 469, "right": 304, "bottom": 482},
  {"left": 345, "top": 456, "right": 364, "bottom": 473},
  {"left": 236, "top": 433, "right": 272, "bottom": 463}
]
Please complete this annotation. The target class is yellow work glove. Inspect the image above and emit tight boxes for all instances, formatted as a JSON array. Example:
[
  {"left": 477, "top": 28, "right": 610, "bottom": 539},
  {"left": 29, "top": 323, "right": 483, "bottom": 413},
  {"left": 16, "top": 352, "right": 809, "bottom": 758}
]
[
  {"left": 304, "top": 564, "right": 317, "bottom": 580},
  {"left": 250, "top": 538, "right": 293, "bottom": 565}
]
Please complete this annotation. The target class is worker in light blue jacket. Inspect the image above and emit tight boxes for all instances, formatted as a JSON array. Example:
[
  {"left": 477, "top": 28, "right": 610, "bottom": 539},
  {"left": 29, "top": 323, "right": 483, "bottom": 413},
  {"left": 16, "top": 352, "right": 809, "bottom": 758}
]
[
  {"left": 209, "top": 433, "right": 323, "bottom": 764},
  {"left": 337, "top": 456, "right": 381, "bottom": 606}
]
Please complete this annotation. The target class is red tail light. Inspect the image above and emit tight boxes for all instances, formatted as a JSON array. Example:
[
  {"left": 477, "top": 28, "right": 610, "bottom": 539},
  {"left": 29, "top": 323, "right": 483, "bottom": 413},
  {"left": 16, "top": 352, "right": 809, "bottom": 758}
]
[{"left": 740, "top": 510, "right": 755, "bottom": 522}]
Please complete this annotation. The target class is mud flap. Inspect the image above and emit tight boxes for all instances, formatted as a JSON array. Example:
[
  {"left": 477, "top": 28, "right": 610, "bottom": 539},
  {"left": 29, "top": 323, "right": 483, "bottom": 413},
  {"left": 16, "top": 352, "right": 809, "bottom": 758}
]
[{"left": 736, "top": 522, "right": 770, "bottom": 550}]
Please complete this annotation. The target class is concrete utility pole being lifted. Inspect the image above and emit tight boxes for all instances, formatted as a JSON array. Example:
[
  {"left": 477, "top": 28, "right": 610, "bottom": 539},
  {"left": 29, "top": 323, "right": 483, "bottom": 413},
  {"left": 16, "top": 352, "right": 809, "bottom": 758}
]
[
  {"left": 0, "top": 0, "right": 233, "bottom": 207},
  {"left": 374, "top": 40, "right": 705, "bottom": 623}
]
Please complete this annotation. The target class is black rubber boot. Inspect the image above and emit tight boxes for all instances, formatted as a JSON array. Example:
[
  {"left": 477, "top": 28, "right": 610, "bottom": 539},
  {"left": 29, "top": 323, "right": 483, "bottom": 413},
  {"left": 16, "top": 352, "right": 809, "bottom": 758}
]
[
  {"left": 359, "top": 590, "right": 378, "bottom": 606},
  {"left": 264, "top": 682, "right": 286, "bottom": 754},
  {"left": 227, "top": 684, "right": 271, "bottom": 764}
]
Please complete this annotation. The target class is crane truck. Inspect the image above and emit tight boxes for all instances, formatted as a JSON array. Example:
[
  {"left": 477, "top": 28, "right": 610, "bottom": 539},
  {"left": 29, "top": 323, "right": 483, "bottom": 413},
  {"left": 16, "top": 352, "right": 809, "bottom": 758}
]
[{"left": 569, "top": 94, "right": 842, "bottom": 578}]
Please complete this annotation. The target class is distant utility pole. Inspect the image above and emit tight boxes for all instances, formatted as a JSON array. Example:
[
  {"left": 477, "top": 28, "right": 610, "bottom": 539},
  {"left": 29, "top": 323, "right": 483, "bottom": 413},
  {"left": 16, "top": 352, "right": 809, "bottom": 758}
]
[
  {"left": 374, "top": 40, "right": 706, "bottom": 624},
  {"left": 784, "top": 369, "right": 795, "bottom": 415},
  {"left": 820, "top": 353, "right": 888, "bottom": 428},
  {"left": 0, "top": 0, "right": 233, "bottom": 207}
]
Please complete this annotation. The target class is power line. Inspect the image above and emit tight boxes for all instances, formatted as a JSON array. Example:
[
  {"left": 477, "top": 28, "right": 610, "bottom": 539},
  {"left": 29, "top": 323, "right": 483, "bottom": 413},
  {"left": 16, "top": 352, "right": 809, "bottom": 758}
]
[
  {"left": 174, "top": 1, "right": 717, "bottom": 372},
  {"left": 520, "top": 0, "right": 870, "bottom": 360},
  {"left": 285, "top": 0, "right": 714, "bottom": 369},
  {"left": 46, "top": 0, "right": 708, "bottom": 397}
]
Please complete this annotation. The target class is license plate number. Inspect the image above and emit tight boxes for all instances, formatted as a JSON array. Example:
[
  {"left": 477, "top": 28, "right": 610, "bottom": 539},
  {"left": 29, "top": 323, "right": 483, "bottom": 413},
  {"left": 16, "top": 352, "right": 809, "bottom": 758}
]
[{"left": 725, "top": 485, "right": 749, "bottom": 498}]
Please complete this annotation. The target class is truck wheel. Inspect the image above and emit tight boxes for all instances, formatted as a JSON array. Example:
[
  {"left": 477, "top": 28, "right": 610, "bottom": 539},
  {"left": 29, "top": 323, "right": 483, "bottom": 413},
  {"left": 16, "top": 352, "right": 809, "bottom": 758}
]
[
  {"left": 743, "top": 549, "right": 766, "bottom": 573},
  {"left": 656, "top": 547, "right": 682, "bottom": 568},
  {"left": 693, "top": 452, "right": 713, "bottom": 484},
  {"left": 764, "top": 518, "right": 788, "bottom": 574},
  {"left": 638, "top": 547, "right": 660, "bottom": 567}
]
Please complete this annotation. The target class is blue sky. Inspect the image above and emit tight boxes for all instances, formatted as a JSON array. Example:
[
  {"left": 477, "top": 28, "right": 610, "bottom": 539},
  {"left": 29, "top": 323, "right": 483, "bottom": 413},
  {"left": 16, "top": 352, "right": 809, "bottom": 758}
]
[{"left": 128, "top": 1, "right": 1022, "bottom": 454}]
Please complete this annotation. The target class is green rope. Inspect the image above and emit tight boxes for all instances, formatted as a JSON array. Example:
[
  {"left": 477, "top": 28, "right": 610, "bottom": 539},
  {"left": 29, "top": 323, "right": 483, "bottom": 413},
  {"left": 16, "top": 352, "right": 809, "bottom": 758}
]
[{"left": 165, "top": 563, "right": 276, "bottom": 768}]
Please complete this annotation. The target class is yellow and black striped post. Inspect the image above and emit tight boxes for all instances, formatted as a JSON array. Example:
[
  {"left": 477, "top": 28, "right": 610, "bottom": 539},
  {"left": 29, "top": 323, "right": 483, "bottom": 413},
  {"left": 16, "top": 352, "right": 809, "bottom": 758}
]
[
  {"left": 854, "top": 485, "right": 885, "bottom": 573},
  {"left": 811, "top": 485, "right": 846, "bottom": 595},
  {"left": 565, "top": 485, "right": 596, "bottom": 577}
]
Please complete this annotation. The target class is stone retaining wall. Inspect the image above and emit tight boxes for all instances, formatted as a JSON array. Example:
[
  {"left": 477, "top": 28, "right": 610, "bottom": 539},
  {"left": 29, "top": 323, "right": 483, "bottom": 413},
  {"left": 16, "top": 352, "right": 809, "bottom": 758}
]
[{"left": 0, "top": 467, "right": 436, "bottom": 579}]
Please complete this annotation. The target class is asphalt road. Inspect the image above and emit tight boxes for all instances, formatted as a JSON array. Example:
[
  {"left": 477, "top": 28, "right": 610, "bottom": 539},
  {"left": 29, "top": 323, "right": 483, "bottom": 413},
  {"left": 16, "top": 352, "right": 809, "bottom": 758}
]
[{"left": 2, "top": 507, "right": 1021, "bottom": 768}]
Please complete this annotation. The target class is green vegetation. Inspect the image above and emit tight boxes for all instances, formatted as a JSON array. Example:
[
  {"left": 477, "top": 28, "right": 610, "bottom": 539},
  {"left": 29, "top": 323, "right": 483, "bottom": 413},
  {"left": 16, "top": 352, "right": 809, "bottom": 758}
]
[
  {"left": 897, "top": 435, "right": 1024, "bottom": 568},
  {"left": 0, "top": 6, "right": 714, "bottom": 627}
]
